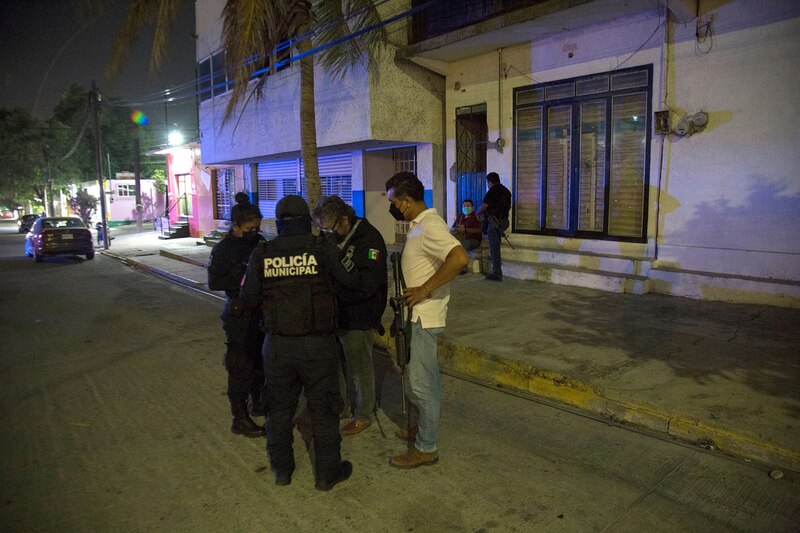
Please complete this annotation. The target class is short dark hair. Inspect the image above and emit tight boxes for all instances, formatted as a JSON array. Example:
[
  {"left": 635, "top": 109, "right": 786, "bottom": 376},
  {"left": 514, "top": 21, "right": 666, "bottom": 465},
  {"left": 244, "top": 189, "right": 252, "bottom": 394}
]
[
  {"left": 313, "top": 195, "right": 356, "bottom": 225},
  {"left": 385, "top": 171, "right": 424, "bottom": 201},
  {"left": 487, "top": 172, "right": 500, "bottom": 184},
  {"left": 462, "top": 199, "right": 474, "bottom": 206},
  {"left": 231, "top": 202, "right": 262, "bottom": 226},
  {"left": 234, "top": 192, "right": 250, "bottom": 205}
]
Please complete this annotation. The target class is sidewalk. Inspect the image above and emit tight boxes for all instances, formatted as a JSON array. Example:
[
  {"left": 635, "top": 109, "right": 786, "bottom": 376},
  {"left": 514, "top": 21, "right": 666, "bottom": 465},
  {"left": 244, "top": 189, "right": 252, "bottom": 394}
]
[{"left": 102, "top": 224, "right": 800, "bottom": 472}]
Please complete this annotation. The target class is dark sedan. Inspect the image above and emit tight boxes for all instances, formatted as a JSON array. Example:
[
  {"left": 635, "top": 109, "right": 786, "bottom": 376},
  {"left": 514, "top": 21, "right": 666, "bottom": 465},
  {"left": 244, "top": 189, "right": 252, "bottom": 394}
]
[
  {"left": 17, "top": 214, "right": 40, "bottom": 233},
  {"left": 25, "top": 217, "right": 95, "bottom": 262}
]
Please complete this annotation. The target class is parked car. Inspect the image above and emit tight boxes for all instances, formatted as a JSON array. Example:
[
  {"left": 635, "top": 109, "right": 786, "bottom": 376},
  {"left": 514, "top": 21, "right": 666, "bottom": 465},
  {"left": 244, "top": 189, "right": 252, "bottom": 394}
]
[
  {"left": 25, "top": 217, "right": 94, "bottom": 262},
  {"left": 17, "top": 214, "right": 40, "bottom": 233}
]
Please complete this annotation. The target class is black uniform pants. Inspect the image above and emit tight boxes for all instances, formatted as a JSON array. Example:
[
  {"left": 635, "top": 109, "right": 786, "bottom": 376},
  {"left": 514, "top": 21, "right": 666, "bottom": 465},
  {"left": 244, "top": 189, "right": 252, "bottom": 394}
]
[
  {"left": 263, "top": 333, "right": 343, "bottom": 483},
  {"left": 222, "top": 311, "right": 265, "bottom": 417}
]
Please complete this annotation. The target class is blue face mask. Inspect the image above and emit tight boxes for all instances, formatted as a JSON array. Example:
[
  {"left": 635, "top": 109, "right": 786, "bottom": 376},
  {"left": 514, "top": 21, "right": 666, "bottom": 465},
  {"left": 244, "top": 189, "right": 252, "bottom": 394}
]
[{"left": 462, "top": 206, "right": 473, "bottom": 215}]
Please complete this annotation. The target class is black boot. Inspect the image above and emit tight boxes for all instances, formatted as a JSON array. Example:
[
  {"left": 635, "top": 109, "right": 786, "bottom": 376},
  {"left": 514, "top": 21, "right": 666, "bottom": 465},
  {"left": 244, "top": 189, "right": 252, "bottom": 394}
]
[
  {"left": 231, "top": 415, "right": 265, "bottom": 437},
  {"left": 231, "top": 400, "right": 264, "bottom": 437},
  {"left": 248, "top": 395, "right": 265, "bottom": 418},
  {"left": 315, "top": 461, "right": 353, "bottom": 491}
]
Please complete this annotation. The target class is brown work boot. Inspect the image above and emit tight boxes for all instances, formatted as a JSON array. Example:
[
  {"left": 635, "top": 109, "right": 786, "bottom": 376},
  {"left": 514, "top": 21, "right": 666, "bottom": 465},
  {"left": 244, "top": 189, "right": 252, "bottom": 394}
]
[
  {"left": 390, "top": 447, "right": 439, "bottom": 469},
  {"left": 340, "top": 417, "right": 371, "bottom": 436},
  {"left": 394, "top": 424, "right": 418, "bottom": 441}
]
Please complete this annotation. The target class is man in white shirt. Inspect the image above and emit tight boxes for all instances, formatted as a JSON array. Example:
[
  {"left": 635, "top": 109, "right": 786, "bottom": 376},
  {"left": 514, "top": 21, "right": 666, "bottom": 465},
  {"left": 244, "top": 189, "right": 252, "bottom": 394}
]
[{"left": 386, "top": 171, "right": 469, "bottom": 468}]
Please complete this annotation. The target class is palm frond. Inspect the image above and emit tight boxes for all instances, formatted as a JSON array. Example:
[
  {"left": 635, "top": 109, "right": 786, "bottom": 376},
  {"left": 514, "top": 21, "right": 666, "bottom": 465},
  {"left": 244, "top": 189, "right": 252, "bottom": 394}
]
[
  {"left": 148, "top": 0, "right": 183, "bottom": 78},
  {"left": 107, "top": 0, "right": 162, "bottom": 77},
  {"left": 313, "top": 0, "right": 388, "bottom": 78},
  {"left": 222, "top": 0, "right": 290, "bottom": 123}
]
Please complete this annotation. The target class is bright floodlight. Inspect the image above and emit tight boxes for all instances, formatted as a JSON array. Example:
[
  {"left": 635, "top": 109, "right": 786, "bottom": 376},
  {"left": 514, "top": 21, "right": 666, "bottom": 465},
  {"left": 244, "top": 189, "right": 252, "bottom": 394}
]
[{"left": 168, "top": 131, "right": 184, "bottom": 146}]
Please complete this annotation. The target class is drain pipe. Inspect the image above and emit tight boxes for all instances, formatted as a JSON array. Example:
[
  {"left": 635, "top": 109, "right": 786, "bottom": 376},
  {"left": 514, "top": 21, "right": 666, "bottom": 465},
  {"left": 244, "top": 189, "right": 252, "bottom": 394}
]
[
  {"left": 654, "top": 4, "right": 669, "bottom": 262},
  {"left": 497, "top": 48, "right": 505, "bottom": 151}
]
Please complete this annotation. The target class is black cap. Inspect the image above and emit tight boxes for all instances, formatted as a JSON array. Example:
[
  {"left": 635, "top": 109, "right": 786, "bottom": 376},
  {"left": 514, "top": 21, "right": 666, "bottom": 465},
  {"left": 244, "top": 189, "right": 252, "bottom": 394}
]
[{"left": 275, "top": 194, "right": 310, "bottom": 219}]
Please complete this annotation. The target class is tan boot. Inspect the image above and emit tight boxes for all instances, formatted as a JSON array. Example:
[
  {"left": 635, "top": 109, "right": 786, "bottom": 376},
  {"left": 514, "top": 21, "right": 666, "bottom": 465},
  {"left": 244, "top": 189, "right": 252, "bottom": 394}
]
[
  {"left": 390, "top": 447, "right": 439, "bottom": 469},
  {"left": 340, "top": 417, "right": 371, "bottom": 436}
]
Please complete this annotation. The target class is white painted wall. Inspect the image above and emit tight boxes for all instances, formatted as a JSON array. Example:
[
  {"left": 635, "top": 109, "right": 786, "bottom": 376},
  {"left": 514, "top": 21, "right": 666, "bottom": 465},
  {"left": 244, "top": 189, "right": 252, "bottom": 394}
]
[{"left": 441, "top": 0, "right": 800, "bottom": 291}]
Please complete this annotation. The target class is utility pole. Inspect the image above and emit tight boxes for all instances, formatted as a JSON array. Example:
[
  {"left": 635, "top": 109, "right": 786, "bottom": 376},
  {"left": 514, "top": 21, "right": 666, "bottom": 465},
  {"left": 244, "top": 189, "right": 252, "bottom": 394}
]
[
  {"left": 134, "top": 135, "right": 142, "bottom": 232},
  {"left": 91, "top": 81, "right": 110, "bottom": 250}
]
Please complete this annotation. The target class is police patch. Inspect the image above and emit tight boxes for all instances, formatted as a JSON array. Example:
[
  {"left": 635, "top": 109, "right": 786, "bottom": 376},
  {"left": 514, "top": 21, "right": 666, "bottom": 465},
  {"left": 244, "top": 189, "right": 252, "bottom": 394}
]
[
  {"left": 341, "top": 246, "right": 355, "bottom": 272},
  {"left": 367, "top": 248, "right": 380, "bottom": 261}
]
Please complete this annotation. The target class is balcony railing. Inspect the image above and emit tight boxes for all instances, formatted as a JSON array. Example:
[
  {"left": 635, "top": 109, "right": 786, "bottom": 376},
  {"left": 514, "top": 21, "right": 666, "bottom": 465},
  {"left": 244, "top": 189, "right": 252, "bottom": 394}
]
[{"left": 410, "top": 0, "right": 548, "bottom": 45}]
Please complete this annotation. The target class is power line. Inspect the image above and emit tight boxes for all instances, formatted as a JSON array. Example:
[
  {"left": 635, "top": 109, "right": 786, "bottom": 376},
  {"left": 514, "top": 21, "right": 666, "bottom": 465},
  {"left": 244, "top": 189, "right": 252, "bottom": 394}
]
[{"left": 109, "top": 0, "right": 430, "bottom": 109}]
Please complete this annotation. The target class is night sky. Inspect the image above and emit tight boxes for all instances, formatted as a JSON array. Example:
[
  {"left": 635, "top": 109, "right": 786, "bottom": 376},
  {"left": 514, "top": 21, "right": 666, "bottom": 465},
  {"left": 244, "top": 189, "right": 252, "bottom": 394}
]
[{"left": 0, "top": 0, "right": 199, "bottom": 140}]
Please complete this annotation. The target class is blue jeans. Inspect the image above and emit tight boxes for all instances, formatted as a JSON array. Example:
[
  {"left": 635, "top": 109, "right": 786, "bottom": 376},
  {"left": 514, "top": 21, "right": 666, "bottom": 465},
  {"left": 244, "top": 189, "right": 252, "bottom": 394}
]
[
  {"left": 487, "top": 217, "right": 509, "bottom": 276},
  {"left": 408, "top": 320, "right": 444, "bottom": 453}
]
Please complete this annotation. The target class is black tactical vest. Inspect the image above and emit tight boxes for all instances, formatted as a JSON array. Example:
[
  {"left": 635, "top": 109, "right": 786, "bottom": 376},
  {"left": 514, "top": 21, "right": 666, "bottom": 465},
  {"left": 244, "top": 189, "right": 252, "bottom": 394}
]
[{"left": 260, "top": 235, "right": 337, "bottom": 336}]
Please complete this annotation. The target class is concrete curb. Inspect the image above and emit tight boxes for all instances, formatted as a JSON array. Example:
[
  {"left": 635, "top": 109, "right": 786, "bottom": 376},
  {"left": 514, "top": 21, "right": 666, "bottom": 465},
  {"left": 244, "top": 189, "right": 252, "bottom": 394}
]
[
  {"left": 101, "top": 250, "right": 222, "bottom": 299},
  {"left": 375, "top": 331, "right": 800, "bottom": 472},
  {"left": 159, "top": 249, "right": 207, "bottom": 267}
]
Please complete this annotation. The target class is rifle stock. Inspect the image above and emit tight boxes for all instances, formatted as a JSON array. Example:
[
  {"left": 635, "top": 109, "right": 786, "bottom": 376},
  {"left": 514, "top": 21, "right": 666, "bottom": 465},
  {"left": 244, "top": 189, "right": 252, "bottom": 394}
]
[{"left": 389, "top": 252, "right": 411, "bottom": 414}]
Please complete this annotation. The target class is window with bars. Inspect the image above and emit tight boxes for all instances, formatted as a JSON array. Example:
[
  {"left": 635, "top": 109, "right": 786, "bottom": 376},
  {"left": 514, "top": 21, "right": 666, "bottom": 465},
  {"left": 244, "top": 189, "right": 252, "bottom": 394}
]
[
  {"left": 513, "top": 66, "right": 651, "bottom": 241},
  {"left": 214, "top": 168, "right": 236, "bottom": 220}
]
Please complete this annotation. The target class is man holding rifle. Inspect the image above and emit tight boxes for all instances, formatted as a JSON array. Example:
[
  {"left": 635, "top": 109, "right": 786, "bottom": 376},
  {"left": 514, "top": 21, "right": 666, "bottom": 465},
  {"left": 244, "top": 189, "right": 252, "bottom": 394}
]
[{"left": 386, "top": 172, "right": 469, "bottom": 469}]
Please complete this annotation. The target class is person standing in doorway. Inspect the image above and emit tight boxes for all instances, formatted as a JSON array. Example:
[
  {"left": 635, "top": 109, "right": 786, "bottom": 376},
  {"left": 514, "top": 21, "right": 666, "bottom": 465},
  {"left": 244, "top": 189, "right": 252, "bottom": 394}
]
[
  {"left": 313, "top": 195, "right": 388, "bottom": 437},
  {"left": 386, "top": 171, "right": 468, "bottom": 468},
  {"left": 477, "top": 172, "right": 511, "bottom": 281}
]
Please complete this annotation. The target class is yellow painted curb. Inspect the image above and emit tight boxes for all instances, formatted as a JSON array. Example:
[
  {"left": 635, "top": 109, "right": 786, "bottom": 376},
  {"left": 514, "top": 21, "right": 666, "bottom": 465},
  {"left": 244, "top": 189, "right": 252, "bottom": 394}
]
[{"left": 375, "top": 326, "right": 800, "bottom": 472}]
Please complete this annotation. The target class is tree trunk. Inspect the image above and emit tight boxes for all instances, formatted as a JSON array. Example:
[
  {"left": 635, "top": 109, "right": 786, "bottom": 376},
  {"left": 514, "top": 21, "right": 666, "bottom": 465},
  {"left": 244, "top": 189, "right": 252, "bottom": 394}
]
[{"left": 297, "top": 32, "right": 321, "bottom": 209}]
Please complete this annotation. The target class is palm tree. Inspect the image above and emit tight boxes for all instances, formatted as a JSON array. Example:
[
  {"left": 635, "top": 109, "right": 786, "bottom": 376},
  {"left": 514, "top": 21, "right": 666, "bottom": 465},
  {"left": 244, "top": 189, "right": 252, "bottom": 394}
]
[{"left": 108, "top": 0, "right": 387, "bottom": 208}]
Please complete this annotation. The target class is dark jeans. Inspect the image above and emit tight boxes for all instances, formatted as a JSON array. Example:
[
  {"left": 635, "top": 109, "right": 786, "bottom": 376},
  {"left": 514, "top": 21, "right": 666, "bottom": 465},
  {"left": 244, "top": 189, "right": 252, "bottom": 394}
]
[
  {"left": 487, "top": 217, "right": 509, "bottom": 276},
  {"left": 262, "top": 333, "right": 343, "bottom": 483},
  {"left": 222, "top": 311, "right": 265, "bottom": 416}
]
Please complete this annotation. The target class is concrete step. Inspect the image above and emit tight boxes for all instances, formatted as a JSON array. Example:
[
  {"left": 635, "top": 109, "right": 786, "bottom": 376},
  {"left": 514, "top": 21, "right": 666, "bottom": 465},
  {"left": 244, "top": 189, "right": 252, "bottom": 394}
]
[
  {"left": 501, "top": 259, "right": 651, "bottom": 294},
  {"left": 503, "top": 245, "right": 651, "bottom": 276}
]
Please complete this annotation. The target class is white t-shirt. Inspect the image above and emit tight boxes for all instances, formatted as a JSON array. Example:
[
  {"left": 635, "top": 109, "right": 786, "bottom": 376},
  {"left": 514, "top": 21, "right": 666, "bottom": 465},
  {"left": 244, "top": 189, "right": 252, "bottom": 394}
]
[{"left": 401, "top": 208, "right": 462, "bottom": 329}]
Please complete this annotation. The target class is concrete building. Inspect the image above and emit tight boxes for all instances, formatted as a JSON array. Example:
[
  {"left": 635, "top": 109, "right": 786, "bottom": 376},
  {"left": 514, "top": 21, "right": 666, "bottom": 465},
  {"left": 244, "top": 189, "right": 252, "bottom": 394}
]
[
  {"left": 403, "top": 0, "right": 800, "bottom": 307},
  {"left": 79, "top": 172, "right": 162, "bottom": 227},
  {"left": 195, "top": 0, "right": 444, "bottom": 241},
  {"left": 194, "top": 0, "right": 799, "bottom": 307}
]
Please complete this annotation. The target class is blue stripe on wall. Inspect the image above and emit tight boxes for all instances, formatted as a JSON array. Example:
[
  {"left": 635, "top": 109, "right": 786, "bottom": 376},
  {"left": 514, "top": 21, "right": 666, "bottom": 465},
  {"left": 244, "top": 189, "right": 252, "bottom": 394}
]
[
  {"left": 424, "top": 189, "right": 433, "bottom": 208},
  {"left": 352, "top": 190, "right": 365, "bottom": 218},
  {"left": 248, "top": 191, "right": 258, "bottom": 205}
]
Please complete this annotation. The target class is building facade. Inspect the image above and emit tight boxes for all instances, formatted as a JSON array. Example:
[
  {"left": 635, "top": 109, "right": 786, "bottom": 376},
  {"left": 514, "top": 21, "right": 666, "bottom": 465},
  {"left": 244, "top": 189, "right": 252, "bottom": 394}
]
[
  {"left": 194, "top": 0, "right": 800, "bottom": 307},
  {"left": 195, "top": 0, "right": 444, "bottom": 242},
  {"left": 405, "top": 0, "right": 800, "bottom": 307}
]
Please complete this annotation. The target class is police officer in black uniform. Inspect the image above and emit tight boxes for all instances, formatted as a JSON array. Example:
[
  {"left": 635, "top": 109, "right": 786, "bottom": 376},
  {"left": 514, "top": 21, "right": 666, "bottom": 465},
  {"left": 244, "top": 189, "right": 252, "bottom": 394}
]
[
  {"left": 208, "top": 195, "right": 266, "bottom": 437},
  {"left": 240, "top": 194, "right": 358, "bottom": 490}
]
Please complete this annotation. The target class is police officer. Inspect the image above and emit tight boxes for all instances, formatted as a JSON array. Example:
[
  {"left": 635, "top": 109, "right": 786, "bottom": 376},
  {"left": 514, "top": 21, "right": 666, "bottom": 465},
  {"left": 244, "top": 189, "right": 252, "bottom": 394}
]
[
  {"left": 312, "top": 195, "right": 387, "bottom": 436},
  {"left": 240, "top": 194, "right": 358, "bottom": 490},
  {"left": 208, "top": 195, "right": 266, "bottom": 437}
]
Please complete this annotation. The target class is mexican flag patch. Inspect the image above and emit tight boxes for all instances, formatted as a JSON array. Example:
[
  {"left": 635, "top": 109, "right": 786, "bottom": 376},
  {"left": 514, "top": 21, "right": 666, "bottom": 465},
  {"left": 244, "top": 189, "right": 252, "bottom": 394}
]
[{"left": 367, "top": 248, "right": 381, "bottom": 261}]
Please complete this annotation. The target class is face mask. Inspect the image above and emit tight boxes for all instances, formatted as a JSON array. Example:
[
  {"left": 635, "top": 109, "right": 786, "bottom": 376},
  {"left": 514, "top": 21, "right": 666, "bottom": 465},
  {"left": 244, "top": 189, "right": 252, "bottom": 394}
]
[
  {"left": 389, "top": 203, "right": 405, "bottom": 221},
  {"left": 243, "top": 229, "right": 260, "bottom": 242},
  {"left": 462, "top": 207, "right": 473, "bottom": 215}
]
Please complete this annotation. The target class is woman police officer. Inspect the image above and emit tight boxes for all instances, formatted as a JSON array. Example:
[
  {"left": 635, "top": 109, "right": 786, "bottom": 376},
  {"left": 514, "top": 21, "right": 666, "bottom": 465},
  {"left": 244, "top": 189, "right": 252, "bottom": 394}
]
[{"left": 208, "top": 194, "right": 266, "bottom": 437}]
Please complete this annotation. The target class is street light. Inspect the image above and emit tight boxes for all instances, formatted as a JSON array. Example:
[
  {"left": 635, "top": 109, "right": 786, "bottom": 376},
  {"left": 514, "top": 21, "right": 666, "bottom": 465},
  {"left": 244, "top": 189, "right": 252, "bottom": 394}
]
[{"left": 168, "top": 130, "right": 184, "bottom": 146}]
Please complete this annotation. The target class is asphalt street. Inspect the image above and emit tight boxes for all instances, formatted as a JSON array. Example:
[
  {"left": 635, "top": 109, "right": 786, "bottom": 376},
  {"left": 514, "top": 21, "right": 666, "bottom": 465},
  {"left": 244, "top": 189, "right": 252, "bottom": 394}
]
[{"left": 1, "top": 219, "right": 798, "bottom": 532}]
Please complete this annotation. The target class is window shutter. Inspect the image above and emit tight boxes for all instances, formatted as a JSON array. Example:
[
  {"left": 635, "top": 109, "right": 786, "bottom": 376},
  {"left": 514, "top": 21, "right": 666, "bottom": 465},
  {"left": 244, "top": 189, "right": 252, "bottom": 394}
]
[
  {"left": 257, "top": 160, "right": 300, "bottom": 218},
  {"left": 609, "top": 92, "right": 647, "bottom": 237},
  {"left": 515, "top": 107, "right": 542, "bottom": 231}
]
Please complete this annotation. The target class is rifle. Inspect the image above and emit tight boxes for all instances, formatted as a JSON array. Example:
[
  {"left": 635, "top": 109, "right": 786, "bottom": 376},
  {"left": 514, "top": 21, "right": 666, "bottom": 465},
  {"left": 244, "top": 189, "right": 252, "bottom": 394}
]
[
  {"left": 483, "top": 214, "right": 515, "bottom": 250},
  {"left": 389, "top": 252, "right": 411, "bottom": 416}
]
